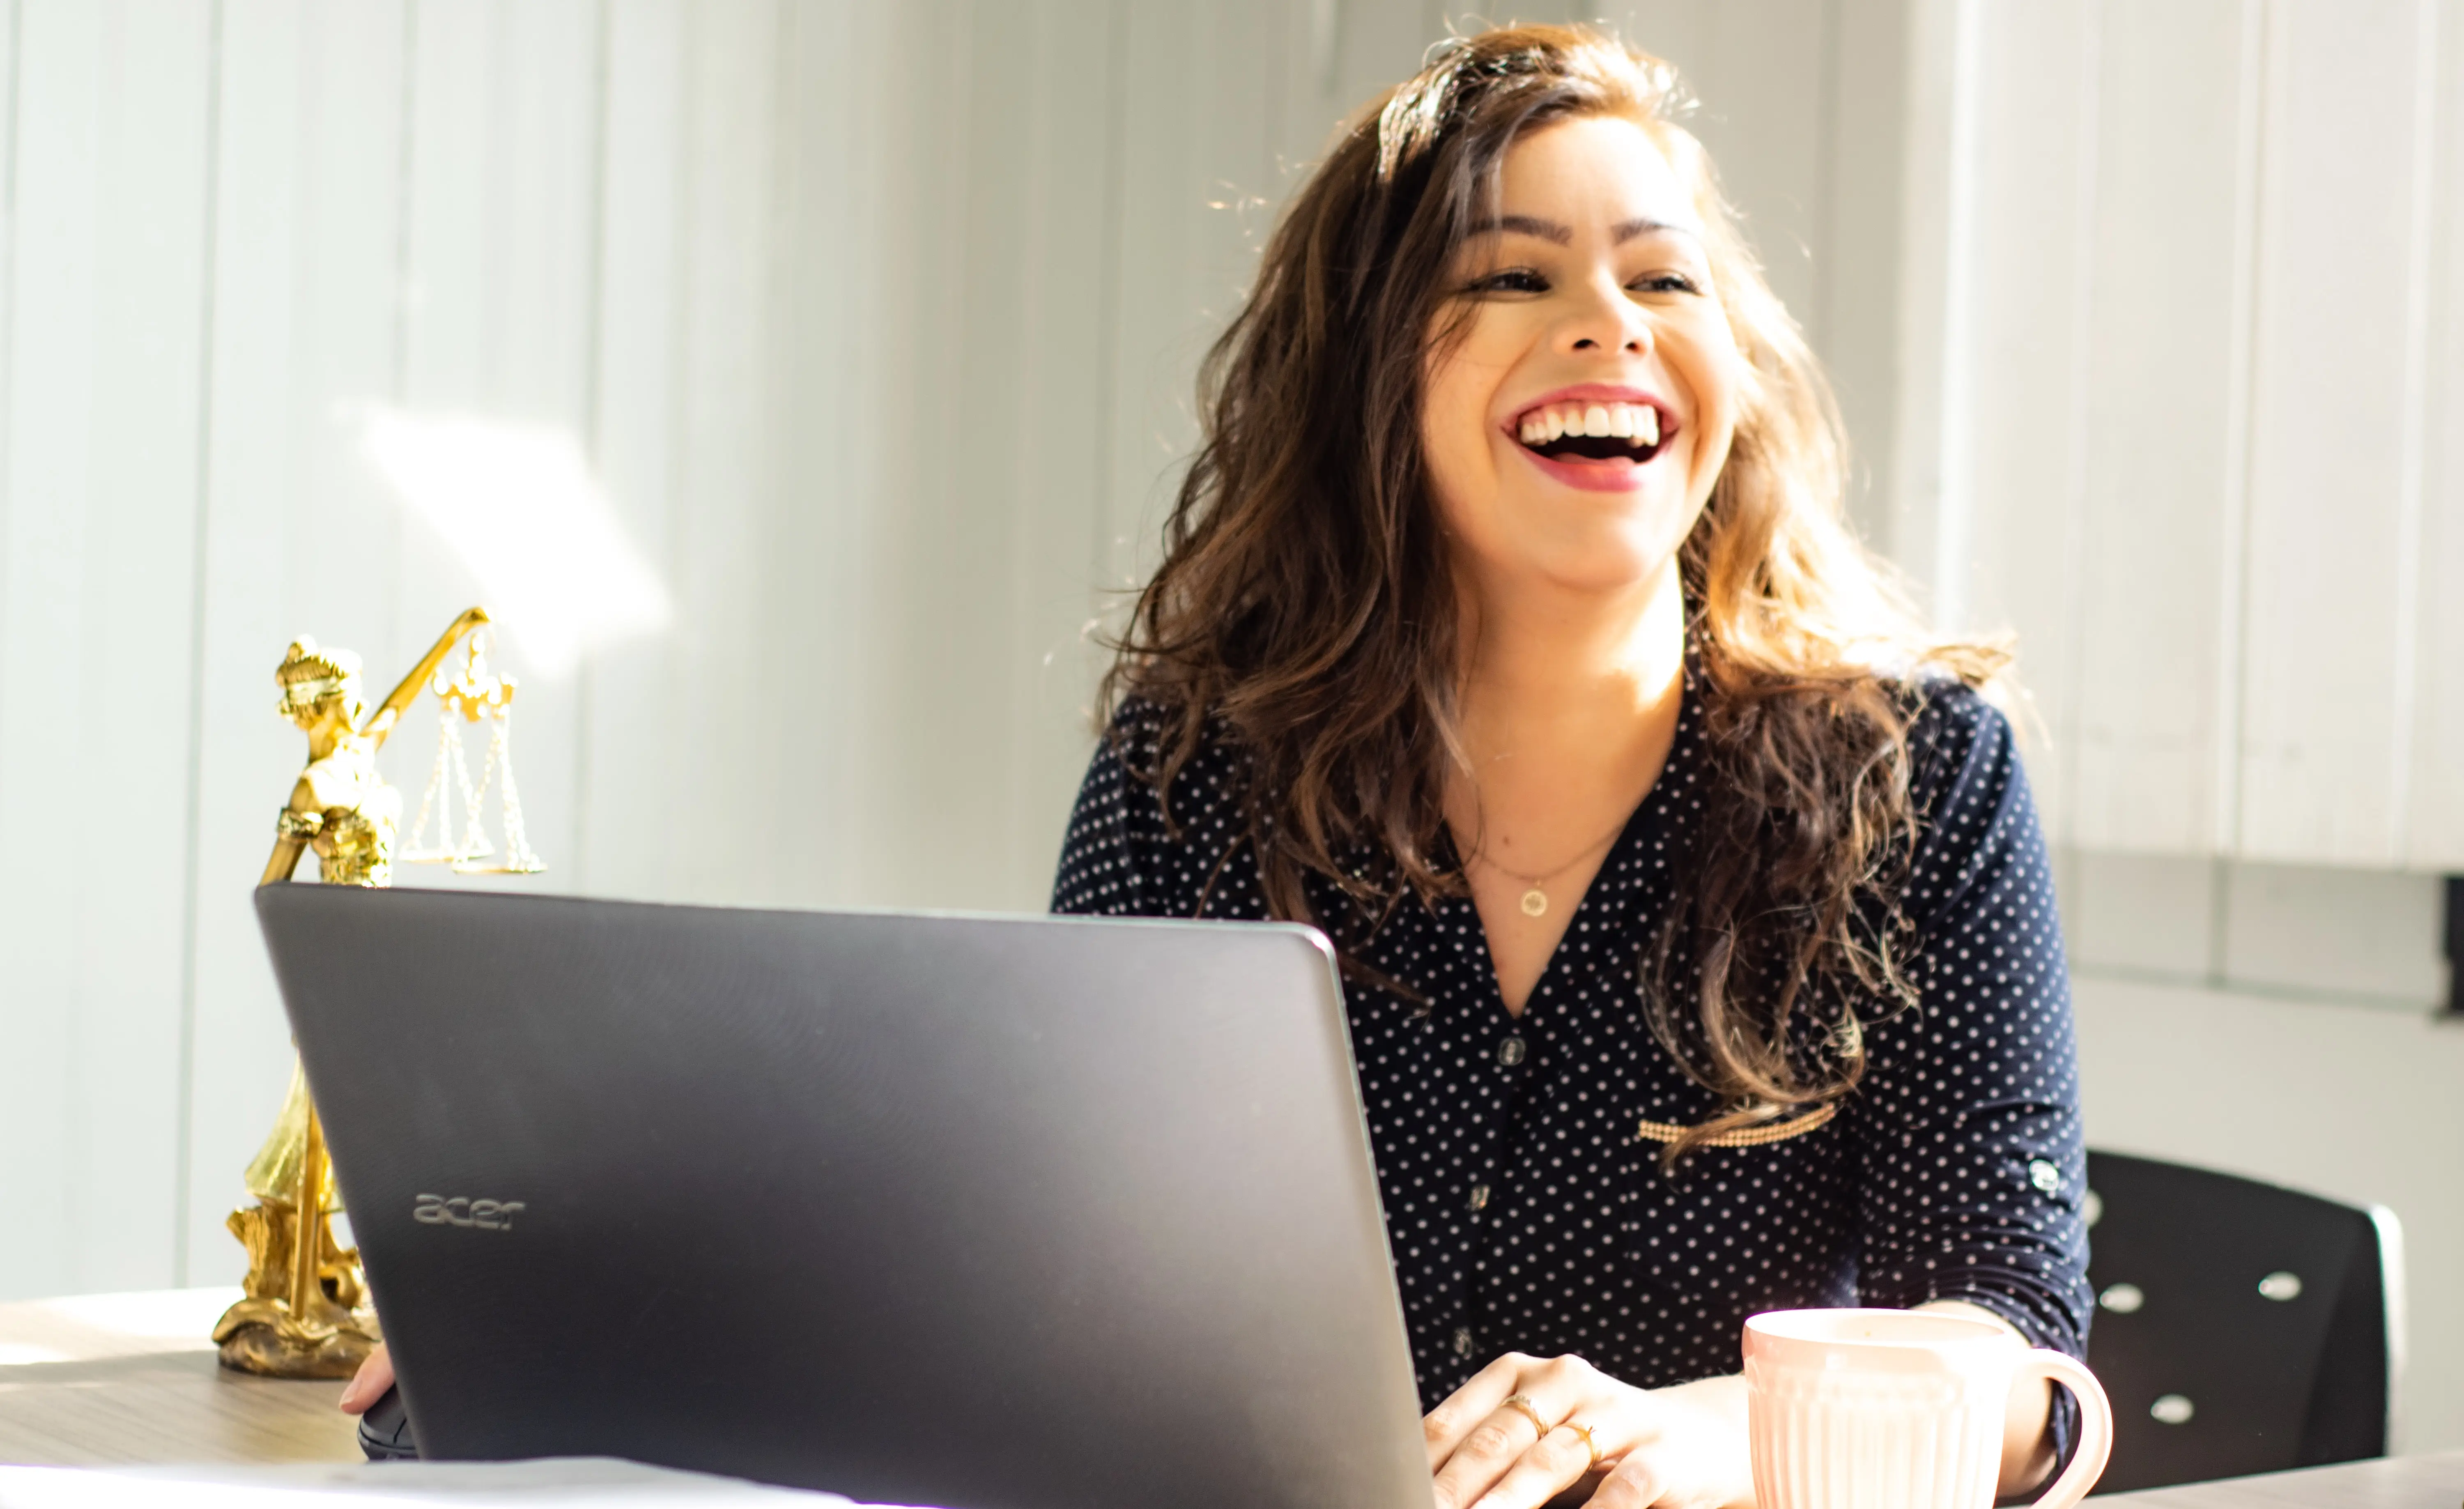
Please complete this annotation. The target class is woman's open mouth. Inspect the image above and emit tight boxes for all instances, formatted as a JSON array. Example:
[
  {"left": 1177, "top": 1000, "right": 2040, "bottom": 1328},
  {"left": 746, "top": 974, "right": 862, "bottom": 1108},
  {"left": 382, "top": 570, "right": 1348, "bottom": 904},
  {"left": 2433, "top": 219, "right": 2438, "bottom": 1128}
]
[{"left": 1507, "top": 398, "right": 1670, "bottom": 490}]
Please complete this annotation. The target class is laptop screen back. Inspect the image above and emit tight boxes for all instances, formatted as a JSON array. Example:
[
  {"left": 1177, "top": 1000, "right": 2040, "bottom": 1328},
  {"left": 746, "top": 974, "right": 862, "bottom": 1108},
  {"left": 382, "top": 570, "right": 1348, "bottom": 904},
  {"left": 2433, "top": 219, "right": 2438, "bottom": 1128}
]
[{"left": 256, "top": 885, "right": 1430, "bottom": 1509}]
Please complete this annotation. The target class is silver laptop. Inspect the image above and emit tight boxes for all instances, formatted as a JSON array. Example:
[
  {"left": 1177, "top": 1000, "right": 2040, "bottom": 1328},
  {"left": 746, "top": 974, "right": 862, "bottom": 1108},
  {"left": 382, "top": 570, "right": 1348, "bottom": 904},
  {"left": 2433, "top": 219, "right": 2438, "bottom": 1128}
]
[{"left": 256, "top": 884, "right": 1432, "bottom": 1509}]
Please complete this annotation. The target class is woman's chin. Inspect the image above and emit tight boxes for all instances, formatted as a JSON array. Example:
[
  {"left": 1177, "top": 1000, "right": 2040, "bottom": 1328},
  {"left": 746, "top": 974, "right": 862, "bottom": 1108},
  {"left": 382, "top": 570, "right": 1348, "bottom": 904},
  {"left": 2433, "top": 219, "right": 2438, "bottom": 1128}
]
[
  {"left": 1519, "top": 539, "right": 1684, "bottom": 598},
  {"left": 1486, "top": 504, "right": 1694, "bottom": 595}
]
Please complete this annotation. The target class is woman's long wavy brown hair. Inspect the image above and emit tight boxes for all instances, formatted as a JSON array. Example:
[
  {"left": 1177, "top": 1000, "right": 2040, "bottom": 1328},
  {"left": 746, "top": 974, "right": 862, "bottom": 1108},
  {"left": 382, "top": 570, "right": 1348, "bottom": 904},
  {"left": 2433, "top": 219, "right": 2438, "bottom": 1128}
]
[{"left": 1101, "top": 23, "right": 2006, "bottom": 1161}]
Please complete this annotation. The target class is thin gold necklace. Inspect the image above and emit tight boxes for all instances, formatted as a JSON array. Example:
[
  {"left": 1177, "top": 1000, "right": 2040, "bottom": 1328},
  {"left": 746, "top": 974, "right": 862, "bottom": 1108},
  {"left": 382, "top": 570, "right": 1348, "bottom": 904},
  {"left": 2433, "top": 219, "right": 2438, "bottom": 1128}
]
[{"left": 1469, "top": 812, "right": 1632, "bottom": 918}]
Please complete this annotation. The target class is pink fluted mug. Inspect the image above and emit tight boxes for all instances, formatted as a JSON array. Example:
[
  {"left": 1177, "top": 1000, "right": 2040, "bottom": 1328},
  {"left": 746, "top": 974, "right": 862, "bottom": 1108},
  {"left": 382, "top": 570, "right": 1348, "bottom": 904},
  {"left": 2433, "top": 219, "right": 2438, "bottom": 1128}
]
[{"left": 1744, "top": 1309, "right": 2112, "bottom": 1509}]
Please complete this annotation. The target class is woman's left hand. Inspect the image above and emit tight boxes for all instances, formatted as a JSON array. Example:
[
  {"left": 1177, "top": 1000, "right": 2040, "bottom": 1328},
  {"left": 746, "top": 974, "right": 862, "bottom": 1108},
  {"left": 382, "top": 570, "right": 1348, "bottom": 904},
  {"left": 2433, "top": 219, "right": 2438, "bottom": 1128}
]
[{"left": 1423, "top": 1352, "right": 1755, "bottom": 1509}]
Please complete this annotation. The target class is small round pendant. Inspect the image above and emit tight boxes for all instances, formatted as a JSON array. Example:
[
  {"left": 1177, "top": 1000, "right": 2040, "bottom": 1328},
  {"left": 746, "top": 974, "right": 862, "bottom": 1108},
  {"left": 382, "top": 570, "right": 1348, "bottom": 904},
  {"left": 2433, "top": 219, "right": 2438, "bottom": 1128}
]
[{"left": 1519, "top": 888, "right": 1548, "bottom": 917}]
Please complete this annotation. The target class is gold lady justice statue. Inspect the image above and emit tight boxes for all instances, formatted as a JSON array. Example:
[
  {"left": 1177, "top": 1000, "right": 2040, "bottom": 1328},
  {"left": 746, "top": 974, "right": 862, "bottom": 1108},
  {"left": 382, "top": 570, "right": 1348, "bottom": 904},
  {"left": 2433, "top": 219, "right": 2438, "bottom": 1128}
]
[{"left": 215, "top": 606, "right": 544, "bottom": 1377}]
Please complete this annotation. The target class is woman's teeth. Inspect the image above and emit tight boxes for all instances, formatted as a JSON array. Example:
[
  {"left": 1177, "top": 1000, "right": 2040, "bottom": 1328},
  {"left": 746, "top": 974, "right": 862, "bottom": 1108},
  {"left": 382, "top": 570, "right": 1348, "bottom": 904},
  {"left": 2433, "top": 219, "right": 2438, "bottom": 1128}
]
[{"left": 1516, "top": 401, "right": 1661, "bottom": 450}]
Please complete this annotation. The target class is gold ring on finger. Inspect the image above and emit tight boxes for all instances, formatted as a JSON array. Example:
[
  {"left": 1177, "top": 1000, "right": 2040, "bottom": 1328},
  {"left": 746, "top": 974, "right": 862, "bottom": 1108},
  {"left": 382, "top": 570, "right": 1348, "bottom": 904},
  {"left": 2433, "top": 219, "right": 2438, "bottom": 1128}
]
[
  {"left": 1561, "top": 1418, "right": 1602, "bottom": 1470},
  {"left": 1501, "top": 1392, "right": 1549, "bottom": 1440}
]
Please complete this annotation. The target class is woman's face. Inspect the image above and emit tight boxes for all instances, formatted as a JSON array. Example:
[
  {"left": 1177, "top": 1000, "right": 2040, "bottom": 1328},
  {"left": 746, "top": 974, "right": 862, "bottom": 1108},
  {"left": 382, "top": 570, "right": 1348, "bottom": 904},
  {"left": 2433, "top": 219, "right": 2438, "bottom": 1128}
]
[{"left": 1420, "top": 114, "right": 1743, "bottom": 603}]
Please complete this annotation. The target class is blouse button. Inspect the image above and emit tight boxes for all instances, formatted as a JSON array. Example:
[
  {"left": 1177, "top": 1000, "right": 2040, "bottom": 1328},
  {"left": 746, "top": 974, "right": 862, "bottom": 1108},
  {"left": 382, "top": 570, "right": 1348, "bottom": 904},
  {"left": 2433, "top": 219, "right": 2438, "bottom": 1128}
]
[
  {"left": 2028, "top": 1159, "right": 2062, "bottom": 1194},
  {"left": 1469, "top": 1183, "right": 1492, "bottom": 1212},
  {"left": 1497, "top": 1036, "right": 1527, "bottom": 1067},
  {"left": 1453, "top": 1326, "right": 1476, "bottom": 1359}
]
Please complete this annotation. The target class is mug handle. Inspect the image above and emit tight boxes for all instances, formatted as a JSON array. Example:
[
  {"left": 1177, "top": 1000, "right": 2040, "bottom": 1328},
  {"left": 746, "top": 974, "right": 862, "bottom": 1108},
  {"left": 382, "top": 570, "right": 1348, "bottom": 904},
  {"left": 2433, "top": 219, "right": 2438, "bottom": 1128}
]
[{"left": 2014, "top": 1348, "right": 2114, "bottom": 1509}]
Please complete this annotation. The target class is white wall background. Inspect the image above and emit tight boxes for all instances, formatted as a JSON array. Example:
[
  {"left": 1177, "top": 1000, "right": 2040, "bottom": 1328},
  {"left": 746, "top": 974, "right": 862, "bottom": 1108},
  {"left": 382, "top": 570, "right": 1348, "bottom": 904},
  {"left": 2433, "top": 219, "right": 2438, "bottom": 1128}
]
[
  {"left": 1896, "top": 0, "right": 2464, "bottom": 868},
  {"left": 0, "top": 0, "right": 2454, "bottom": 1456}
]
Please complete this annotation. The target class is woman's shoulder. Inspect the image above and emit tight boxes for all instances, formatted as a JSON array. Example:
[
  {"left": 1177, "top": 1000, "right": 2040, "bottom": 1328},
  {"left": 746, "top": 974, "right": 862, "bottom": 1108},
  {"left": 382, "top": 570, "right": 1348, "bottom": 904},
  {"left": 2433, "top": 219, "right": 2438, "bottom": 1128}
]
[
  {"left": 1891, "top": 671, "right": 2018, "bottom": 795},
  {"left": 1876, "top": 669, "right": 2044, "bottom": 929},
  {"left": 1055, "top": 695, "right": 1261, "bottom": 918},
  {"left": 1095, "top": 695, "right": 1250, "bottom": 817},
  {"left": 1719, "top": 659, "right": 2020, "bottom": 821}
]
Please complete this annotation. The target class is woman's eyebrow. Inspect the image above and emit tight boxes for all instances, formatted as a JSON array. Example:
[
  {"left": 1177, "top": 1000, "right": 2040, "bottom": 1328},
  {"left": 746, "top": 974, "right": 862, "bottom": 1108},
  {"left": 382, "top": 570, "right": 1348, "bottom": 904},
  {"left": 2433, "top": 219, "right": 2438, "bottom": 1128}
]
[
  {"left": 1611, "top": 217, "right": 1698, "bottom": 244},
  {"left": 1465, "top": 214, "right": 1700, "bottom": 245},
  {"left": 1469, "top": 214, "right": 1574, "bottom": 245}
]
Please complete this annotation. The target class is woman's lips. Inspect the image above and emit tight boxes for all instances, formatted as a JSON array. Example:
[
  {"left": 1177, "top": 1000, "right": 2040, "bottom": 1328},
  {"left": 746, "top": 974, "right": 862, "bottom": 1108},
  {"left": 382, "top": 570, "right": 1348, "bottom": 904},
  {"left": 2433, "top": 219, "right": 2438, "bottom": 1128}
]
[
  {"left": 1511, "top": 444, "right": 1655, "bottom": 492},
  {"left": 1501, "top": 420, "right": 1677, "bottom": 492},
  {"left": 1500, "top": 386, "right": 1679, "bottom": 494}
]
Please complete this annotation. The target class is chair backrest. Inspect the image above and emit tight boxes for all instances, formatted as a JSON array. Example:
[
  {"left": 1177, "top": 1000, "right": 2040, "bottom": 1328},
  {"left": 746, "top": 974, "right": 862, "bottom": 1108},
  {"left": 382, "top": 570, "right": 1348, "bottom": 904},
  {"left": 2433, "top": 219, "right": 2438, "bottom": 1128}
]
[{"left": 2082, "top": 1150, "right": 2403, "bottom": 1493}]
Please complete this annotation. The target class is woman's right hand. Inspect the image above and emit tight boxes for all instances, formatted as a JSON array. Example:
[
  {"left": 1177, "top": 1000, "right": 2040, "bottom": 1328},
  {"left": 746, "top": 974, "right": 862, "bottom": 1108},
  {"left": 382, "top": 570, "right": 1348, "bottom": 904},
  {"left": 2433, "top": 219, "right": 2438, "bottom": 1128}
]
[
  {"left": 339, "top": 1343, "right": 393, "bottom": 1414},
  {"left": 1425, "top": 1353, "right": 1755, "bottom": 1509}
]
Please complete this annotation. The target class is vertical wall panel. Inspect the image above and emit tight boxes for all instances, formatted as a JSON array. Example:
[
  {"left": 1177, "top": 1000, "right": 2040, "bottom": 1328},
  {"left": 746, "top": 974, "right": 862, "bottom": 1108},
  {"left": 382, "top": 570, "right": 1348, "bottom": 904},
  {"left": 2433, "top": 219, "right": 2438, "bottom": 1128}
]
[
  {"left": 788, "top": 0, "right": 940, "bottom": 910},
  {"left": 181, "top": 0, "right": 303, "bottom": 1285},
  {"left": 575, "top": 0, "right": 685, "bottom": 902},
  {"left": 770, "top": 0, "right": 882, "bottom": 910},
  {"left": 0, "top": 0, "right": 214, "bottom": 1296},
  {"left": 2236, "top": 0, "right": 2436, "bottom": 863},
  {"left": 1885, "top": 0, "right": 1968, "bottom": 602},
  {"left": 1914, "top": 0, "right": 2463, "bottom": 872},
  {"left": 2407, "top": 0, "right": 2464, "bottom": 869},
  {"left": 0, "top": 0, "right": 98, "bottom": 1302},
  {"left": 1935, "top": 0, "right": 2098, "bottom": 843},
  {"left": 874, "top": 0, "right": 1029, "bottom": 911},
  {"left": 657, "top": 0, "right": 780, "bottom": 905},
  {"left": 997, "top": 1, "right": 1131, "bottom": 903},
  {"left": 2066, "top": 0, "right": 2257, "bottom": 854},
  {"left": 1821, "top": 0, "right": 1915, "bottom": 534},
  {"left": 390, "top": 0, "right": 495, "bottom": 691},
  {"left": 389, "top": 0, "right": 600, "bottom": 888},
  {"left": 181, "top": 0, "right": 412, "bottom": 1284},
  {"left": 77, "top": 0, "right": 217, "bottom": 1293},
  {"left": 1102, "top": 1, "right": 1294, "bottom": 611}
]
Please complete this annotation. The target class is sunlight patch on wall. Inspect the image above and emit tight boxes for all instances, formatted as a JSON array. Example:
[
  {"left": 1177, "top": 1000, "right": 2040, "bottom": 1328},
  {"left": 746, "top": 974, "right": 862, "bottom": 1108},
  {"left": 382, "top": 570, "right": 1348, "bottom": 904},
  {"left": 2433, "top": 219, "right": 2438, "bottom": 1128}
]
[{"left": 361, "top": 407, "right": 671, "bottom": 675}]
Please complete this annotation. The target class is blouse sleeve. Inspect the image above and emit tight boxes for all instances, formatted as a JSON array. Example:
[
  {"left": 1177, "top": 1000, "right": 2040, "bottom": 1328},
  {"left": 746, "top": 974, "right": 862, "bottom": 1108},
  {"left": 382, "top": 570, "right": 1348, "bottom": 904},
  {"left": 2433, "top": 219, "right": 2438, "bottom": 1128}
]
[
  {"left": 1847, "top": 684, "right": 2095, "bottom": 1362},
  {"left": 1051, "top": 712, "right": 1156, "bottom": 918},
  {"left": 1050, "top": 701, "right": 1253, "bottom": 920}
]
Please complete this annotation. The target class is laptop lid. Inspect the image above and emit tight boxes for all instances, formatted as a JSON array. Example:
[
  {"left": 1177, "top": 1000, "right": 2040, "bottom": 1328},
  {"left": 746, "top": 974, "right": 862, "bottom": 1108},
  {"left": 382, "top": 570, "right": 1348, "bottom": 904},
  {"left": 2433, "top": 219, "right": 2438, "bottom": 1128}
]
[{"left": 255, "top": 885, "right": 1432, "bottom": 1509}]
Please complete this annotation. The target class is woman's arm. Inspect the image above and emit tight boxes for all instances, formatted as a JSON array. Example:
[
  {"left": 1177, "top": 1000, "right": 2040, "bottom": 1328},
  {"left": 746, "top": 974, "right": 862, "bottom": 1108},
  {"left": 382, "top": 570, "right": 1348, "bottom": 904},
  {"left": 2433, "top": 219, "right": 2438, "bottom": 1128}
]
[
  {"left": 1919, "top": 1300, "right": 2057, "bottom": 1495},
  {"left": 1851, "top": 687, "right": 2093, "bottom": 1496}
]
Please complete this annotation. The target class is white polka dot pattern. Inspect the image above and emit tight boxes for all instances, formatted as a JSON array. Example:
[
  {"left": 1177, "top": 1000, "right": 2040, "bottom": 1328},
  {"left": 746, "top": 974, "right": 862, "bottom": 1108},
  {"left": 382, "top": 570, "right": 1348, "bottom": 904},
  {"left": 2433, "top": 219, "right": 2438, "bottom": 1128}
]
[{"left": 1050, "top": 669, "right": 2092, "bottom": 1410}]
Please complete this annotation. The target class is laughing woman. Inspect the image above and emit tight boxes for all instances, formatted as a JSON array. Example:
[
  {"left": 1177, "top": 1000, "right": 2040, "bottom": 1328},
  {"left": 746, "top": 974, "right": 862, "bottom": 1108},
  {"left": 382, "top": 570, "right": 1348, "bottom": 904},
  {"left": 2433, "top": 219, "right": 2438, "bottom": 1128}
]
[{"left": 1051, "top": 24, "right": 2090, "bottom": 1509}]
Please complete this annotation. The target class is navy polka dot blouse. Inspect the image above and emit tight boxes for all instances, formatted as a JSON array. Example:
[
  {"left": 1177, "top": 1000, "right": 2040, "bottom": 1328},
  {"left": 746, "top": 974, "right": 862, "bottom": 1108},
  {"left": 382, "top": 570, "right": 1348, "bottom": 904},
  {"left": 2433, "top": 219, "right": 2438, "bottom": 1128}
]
[{"left": 1050, "top": 667, "right": 2093, "bottom": 1410}]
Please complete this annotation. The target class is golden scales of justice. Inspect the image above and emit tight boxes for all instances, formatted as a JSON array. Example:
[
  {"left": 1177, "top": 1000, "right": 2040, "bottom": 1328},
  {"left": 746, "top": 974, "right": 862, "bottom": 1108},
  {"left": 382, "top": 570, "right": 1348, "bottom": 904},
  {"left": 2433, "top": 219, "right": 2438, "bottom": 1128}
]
[{"left": 214, "top": 606, "right": 546, "bottom": 1378}]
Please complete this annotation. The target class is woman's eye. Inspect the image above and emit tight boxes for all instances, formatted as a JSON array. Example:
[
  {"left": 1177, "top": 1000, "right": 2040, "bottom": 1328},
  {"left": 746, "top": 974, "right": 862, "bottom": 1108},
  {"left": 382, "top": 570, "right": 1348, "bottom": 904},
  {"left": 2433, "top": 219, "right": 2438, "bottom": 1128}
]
[
  {"left": 1629, "top": 272, "right": 1701, "bottom": 295},
  {"left": 1471, "top": 268, "right": 1549, "bottom": 294}
]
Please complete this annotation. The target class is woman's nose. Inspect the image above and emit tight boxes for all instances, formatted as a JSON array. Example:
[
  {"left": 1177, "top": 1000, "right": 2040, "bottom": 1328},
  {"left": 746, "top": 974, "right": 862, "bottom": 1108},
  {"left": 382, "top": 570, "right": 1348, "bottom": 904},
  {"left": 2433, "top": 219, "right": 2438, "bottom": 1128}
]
[{"left": 1560, "top": 286, "right": 1653, "bottom": 359}]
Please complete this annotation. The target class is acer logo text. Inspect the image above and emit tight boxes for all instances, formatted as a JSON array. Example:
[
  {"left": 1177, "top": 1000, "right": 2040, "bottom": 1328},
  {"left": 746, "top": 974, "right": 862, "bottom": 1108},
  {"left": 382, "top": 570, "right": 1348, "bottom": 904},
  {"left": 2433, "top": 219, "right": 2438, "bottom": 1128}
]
[{"left": 414, "top": 1194, "right": 525, "bottom": 1230}]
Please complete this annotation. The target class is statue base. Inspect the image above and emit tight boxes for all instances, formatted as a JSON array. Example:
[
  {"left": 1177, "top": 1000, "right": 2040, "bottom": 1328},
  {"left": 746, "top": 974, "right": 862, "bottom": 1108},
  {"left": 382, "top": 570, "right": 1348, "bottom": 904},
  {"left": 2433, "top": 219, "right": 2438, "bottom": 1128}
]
[
  {"left": 213, "top": 1195, "right": 382, "bottom": 1379},
  {"left": 211, "top": 1297, "right": 383, "bottom": 1379}
]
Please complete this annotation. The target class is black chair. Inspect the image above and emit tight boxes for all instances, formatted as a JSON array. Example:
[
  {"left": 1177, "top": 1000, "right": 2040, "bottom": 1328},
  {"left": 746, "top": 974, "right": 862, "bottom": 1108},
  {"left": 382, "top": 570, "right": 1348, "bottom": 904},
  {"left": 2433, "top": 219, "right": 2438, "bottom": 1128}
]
[{"left": 2082, "top": 1150, "right": 2403, "bottom": 1493}]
